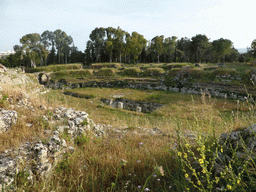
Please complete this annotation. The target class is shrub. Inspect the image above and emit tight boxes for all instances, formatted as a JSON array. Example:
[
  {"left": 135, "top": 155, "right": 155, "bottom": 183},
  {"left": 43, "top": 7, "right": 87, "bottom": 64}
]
[
  {"left": 26, "top": 63, "right": 82, "bottom": 73},
  {"left": 74, "top": 134, "right": 90, "bottom": 146},
  {"left": 186, "top": 68, "right": 205, "bottom": 79},
  {"left": 161, "top": 64, "right": 183, "bottom": 70},
  {"left": 51, "top": 69, "right": 93, "bottom": 80},
  {"left": 212, "top": 68, "right": 238, "bottom": 76},
  {"left": 97, "top": 68, "right": 116, "bottom": 76},
  {"left": 142, "top": 68, "right": 165, "bottom": 76},
  {"left": 91, "top": 63, "right": 122, "bottom": 69},
  {"left": 122, "top": 67, "right": 141, "bottom": 76}
]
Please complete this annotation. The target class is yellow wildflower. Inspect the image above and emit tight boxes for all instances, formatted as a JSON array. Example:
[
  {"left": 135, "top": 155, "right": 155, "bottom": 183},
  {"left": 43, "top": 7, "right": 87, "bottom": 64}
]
[
  {"left": 184, "top": 153, "right": 188, "bottom": 159},
  {"left": 197, "top": 180, "right": 201, "bottom": 185},
  {"left": 178, "top": 152, "right": 182, "bottom": 157},
  {"left": 220, "top": 147, "right": 223, "bottom": 153},
  {"left": 185, "top": 143, "right": 190, "bottom": 148},
  {"left": 185, "top": 173, "right": 189, "bottom": 178},
  {"left": 227, "top": 185, "right": 232, "bottom": 190},
  {"left": 237, "top": 179, "right": 240, "bottom": 184},
  {"left": 199, "top": 159, "right": 204, "bottom": 164}
]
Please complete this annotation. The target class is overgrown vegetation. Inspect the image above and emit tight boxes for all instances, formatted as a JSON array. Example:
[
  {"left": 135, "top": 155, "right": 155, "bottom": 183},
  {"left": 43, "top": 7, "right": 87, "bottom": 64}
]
[
  {"left": 9, "top": 87, "right": 256, "bottom": 191},
  {"left": 25, "top": 63, "right": 82, "bottom": 73},
  {"left": 1, "top": 62, "right": 256, "bottom": 191}
]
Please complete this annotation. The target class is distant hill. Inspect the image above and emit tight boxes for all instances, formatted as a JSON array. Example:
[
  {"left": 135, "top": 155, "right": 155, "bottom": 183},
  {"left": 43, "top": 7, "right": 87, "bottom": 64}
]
[{"left": 237, "top": 48, "right": 247, "bottom": 54}]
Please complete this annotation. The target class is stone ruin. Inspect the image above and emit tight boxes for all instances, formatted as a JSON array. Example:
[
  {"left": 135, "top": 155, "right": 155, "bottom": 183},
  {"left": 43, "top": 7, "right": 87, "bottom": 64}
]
[
  {"left": 101, "top": 98, "right": 164, "bottom": 113},
  {"left": 0, "top": 64, "right": 7, "bottom": 73},
  {"left": 215, "top": 124, "right": 256, "bottom": 175}
]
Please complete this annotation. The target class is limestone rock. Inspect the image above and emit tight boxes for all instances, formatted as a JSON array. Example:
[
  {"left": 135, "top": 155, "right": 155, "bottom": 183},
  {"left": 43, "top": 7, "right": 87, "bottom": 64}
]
[
  {"left": 38, "top": 73, "right": 50, "bottom": 85},
  {"left": 215, "top": 125, "right": 256, "bottom": 175},
  {"left": 0, "top": 64, "right": 7, "bottom": 73},
  {"left": 0, "top": 108, "right": 17, "bottom": 133}
]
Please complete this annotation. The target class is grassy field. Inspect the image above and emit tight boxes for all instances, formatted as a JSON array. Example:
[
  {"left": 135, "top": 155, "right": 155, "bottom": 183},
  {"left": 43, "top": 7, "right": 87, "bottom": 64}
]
[
  {"left": 29, "top": 62, "right": 255, "bottom": 89},
  {"left": 2, "top": 63, "right": 256, "bottom": 191},
  {"left": 30, "top": 86, "right": 255, "bottom": 191}
]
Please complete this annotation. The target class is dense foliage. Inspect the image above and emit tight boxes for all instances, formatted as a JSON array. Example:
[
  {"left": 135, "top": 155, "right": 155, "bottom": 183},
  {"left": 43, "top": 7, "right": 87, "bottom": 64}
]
[{"left": 1, "top": 26, "right": 256, "bottom": 68}]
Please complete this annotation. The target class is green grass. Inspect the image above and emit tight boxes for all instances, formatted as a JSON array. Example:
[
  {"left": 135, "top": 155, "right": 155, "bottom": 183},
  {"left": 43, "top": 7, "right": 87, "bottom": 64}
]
[
  {"left": 91, "top": 63, "right": 122, "bottom": 69},
  {"left": 50, "top": 69, "right": 93, "bottom": 81},
  {"left": 22, "top": 87, "right": 256, "bottom": 191},
  {"left": 9, "top": 62, "right": 256, "bottom": 191},
  {"left": 25, "top": 63, "right": 82, "bottom": 73}
]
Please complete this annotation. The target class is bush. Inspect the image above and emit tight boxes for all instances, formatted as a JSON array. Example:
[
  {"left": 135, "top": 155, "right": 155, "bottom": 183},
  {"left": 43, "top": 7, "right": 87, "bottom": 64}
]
[
  {"left": 212, "top": 68, "right": 238, "bottom": 76},
  {"left": 122, "top": 67, "right": 141, "bottom": 76},
  {"left": 161, "top": 64, "right": 183, "bottom": 70},
  {"left": 51, "top": 69, "right": 93, "bottom": 80},
  {"left": 97, "top": 68, "right": 116, "bottom": 76},
  {"left": 91, "top": 63, "right": 122, "bottom": 69},
  {"left": 26, "top": 63, "right": 82, "bottom": 73},
  {"left": 142, "top": 68, "right": 165, "bottom": 76}
]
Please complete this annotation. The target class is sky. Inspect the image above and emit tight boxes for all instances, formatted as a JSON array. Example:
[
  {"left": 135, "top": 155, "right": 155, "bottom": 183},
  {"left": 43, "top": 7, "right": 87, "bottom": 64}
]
[{"left": 0, "top": 0, "right": 255, "bottom": 52}]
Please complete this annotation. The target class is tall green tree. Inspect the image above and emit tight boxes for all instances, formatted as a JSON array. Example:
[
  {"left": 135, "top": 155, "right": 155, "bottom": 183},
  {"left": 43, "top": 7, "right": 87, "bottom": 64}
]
[
  {"left": 89, "top": 27, "right": 106, "bottom": 62},
  {"left": 53, "top": 29, "right": 73, "bottom": 64},
  {"left": 176, "top": 37, "right": 191, "bottom": 62},
  {"left": 151, "top": 35, "right": 164, "bottom": 63},
  {"left": 190, "top": 34, "right": 210, "bottom": 63},
  {"left": 163, "top": 36, "right": 177, "bottom": 62},
  {"left": 212, "top": 38, "right": 233, "bottom": 63},
  {"left": 113, "top": 27, "right": 126, "bottom": 63},
  {"left": 105, "top": 27, "right": 117, "bottom": 63},
  {"left": 126, "top": 32, "right": 147, "bottom": 63},
  {"left": 41, "top": 30, "right": 56, "bottom": 64},
  {"left": 251, "top": 39, "right": 256, "bottom": 63},
  {"left": 85, "top": 41, "right": 94, "bottom": 64},
  {"left": 19, "top": 33, "right": 48, "bottom": 68}
]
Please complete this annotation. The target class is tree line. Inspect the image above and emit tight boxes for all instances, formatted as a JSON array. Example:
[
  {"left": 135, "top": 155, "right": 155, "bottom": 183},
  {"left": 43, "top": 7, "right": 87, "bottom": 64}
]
[
  {"left": 1, "top": 29, "right": 84, "bottom": 68},
  {"left": 85, "top": 27, "right": 255, "bottom": 64},
  {"left": 1, "top": 26, "right": 256, "bottom": 68}
]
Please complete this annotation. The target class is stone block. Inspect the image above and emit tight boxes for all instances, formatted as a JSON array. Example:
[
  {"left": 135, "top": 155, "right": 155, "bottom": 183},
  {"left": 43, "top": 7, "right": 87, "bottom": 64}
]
[
  {"left": 136, "top": 106, "right": 142, "bottom": 113},
  {"left": 118, "top": 102, "right": 123, "bottom": 109},
  {"left": 181, "top": 87, "right": 187, "bottom": 94},
  {"left": 169, "top": 87, "right": 179, "bottom": 93}
]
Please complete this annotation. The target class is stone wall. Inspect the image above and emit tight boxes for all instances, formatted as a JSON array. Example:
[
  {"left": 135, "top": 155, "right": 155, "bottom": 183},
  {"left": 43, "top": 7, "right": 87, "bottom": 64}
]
[
  {"left": 101, "top": 98, "right": 165, "bottom": 113},
  {"left": 47, "top": 78, "right": 255, "bottom": 102}
]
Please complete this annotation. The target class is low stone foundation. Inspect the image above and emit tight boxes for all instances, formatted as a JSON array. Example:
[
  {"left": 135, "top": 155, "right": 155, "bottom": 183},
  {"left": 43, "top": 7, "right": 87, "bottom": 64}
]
[
  {"left": 46, "top": 79, "right": 256, "bottom": 102},
  {"left": 101, "top": 98, "right": 164, "bottom": 113}
]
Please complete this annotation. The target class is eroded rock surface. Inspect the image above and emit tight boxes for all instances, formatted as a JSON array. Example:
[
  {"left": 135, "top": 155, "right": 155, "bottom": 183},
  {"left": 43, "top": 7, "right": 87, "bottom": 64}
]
[
  {"left": 0, "top": 131, "right": 67, "bottom": 189},
  {"left": 0, "top": 108, "right": 17, "bottom": 133},
  {"left": 215, "top": 124, "right": 256, "bottom": 175}
]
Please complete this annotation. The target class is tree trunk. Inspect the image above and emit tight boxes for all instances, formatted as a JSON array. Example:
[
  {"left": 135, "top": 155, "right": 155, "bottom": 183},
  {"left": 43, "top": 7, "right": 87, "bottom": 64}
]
[
  {"left": 119, "top": 52, "right": 121, "bottom": 63},
  {"left": 157, "top": 54, "right": 159, "bottom": 64},
  {"left": 110, "top": 55, "right": 112, "bottom": 63},
  {"left": 31, "top": 60, "right": 36, "bottom": 68},
  {"left": 65, "top": 49, "right": 68, "bottom": 64},
  {"left": 58, "top": 50, "right": 61, "bottom": 64}
]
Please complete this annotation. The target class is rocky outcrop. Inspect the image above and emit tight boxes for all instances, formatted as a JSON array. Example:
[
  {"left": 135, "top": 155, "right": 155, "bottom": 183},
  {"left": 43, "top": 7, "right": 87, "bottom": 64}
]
[
  {"left": 0, "top": 108, "right": 17, "bottom": 133},
  {"left": 0, "top": 64, "right": 7, "bottom": 73},
  {"left": 215, "top": 124, "right": 256, "bottom": 175},
  {"left": 0, "top": 131, "right": 67, "bottom": 190},
  {"left": 38, "top": 73, "right": 50, "bottom": 85},
  {"left": 51, "top": 107, "right": 110, "bottom": 137},
  {"left": 0, "top": 69, "right": 33, "bottom": 85}
]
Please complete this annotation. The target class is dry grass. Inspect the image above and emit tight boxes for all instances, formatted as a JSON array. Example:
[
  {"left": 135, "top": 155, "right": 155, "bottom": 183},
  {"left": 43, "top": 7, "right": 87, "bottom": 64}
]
[
  {"left": 1, "top": 72, "right": 256, "bottom": 190},
  {"left": 0, "top": 82, "right": 61, "bottom": 151}
]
